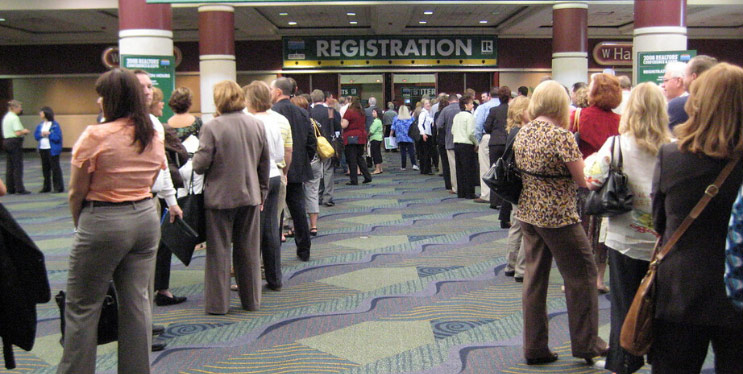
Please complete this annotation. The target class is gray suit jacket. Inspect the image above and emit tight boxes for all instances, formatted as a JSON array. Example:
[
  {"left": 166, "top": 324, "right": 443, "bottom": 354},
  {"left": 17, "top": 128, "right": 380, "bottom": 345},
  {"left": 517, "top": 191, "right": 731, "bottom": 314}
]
[
  {"left": 192, "top": 111, "right": 270, "bottom": 210},
  {"left": 435, "top": 103, "right": 461, "bottom": 150}
]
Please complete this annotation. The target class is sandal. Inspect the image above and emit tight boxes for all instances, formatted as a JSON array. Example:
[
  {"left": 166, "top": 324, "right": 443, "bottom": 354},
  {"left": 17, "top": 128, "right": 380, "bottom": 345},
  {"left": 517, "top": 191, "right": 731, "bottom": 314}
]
[
  {"left": 310, "top": 227, "right": 318, "bottom": 236},
  {"left": 284, "top": 229, "right": 295, "bottom": 238}
]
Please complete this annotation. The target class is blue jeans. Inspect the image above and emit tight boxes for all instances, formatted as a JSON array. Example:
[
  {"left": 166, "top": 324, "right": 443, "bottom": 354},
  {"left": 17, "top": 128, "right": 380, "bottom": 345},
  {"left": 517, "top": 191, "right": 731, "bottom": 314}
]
[{"left": 399, "top": 142, "right": 417, "bottom": 168}]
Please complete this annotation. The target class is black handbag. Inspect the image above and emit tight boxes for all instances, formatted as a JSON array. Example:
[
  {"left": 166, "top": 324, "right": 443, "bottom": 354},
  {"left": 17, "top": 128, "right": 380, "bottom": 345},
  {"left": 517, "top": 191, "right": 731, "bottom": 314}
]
[
  {"left": 160, "top": 172, "right": 206, "bottom": 266},
  {"left": 407, "top": 118, "right": 421, "bottom": 142},
  {"left": 584, "top": 136, "right": 634, "bottom": 216},
  {"left": 347, "top": 136, "right": 359, "bottom": 145},
  {"left": 483, "top": 132, "right": 522, "bottom": 204},
  {"left": 55, "top": 283, "right": 118, "bottom": 345}
]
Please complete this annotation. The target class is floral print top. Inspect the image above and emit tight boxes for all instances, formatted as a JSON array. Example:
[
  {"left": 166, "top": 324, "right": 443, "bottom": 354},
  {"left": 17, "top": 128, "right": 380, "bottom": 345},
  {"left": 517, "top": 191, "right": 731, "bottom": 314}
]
[
  {"left": 173, "top": 116, "right": 202, "bottom": 141},
  {"left": 513, "top": 119, "right": 581, "bottom": 228}
]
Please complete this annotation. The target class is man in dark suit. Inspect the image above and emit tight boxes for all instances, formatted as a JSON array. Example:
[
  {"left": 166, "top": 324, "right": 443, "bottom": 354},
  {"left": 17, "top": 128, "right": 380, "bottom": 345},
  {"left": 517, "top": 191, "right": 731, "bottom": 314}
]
[
  {"left": 310, "top": 89, "right": 341, "bottom": 207},
  {"left": 271, "top": 77, "right": 317, "bottom": 261},
  {"left": 364, "top": 96, "right": 377, "bottom": 132},
  {"left": 668, "top": 55, "right": 718, "bottom": 130}
]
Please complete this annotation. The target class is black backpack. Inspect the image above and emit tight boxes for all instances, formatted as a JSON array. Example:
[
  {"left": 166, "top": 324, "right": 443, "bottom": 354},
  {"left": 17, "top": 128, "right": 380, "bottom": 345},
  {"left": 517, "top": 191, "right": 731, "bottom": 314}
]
[{"left": 407, "top": 117, "right": 421, "bottom": 142}]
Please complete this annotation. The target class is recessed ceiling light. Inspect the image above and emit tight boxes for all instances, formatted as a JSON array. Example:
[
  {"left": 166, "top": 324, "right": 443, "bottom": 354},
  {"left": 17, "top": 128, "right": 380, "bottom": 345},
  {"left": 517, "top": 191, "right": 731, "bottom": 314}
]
[
  {"left": 479, "top": 20, "right": 488, "bottom": 24},
  {"left": 349, "top": 21, "right": 358, "bottom": 25},
  {"left": 424, "top": 11, "right": 433, "bottom": 15},
  {"left": 288, "top": 21, "right": 297, "bottom": 25},
  {"left": 347, "top": 12, "right": 356, "bottom": 16},
  {"left": 0, "top": 18, "right": 5, "bottom": 22},
  {"left": 279, "top": 12, "right": 288, "bottom": 16},
  {"left": 419, "top": 21, "right": 427, "bottom": 24}
]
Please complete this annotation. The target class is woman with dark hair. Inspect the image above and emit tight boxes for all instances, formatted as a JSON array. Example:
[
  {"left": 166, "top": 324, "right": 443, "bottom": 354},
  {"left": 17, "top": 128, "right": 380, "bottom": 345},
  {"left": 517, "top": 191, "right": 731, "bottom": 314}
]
[
  {"left": 451, "top": 95, "right": 478, "bottom": 199},
  {"left": 58, "top": 68, "right": 163, "bottom": 374},
  {"left": 341, "top": 97, "right": 372, "bottom": 185},
  {"left": 34, "top": 106, "right": 64, "bottom": 193},
  {"left": 651, "top": 63, "right": 743, "bottom": 373},
  {"left": 167, "top": 86, "right": 202, "bottom": 141},
  {"left": 570, "top": 73, "right": 623, "bottom": 293}
]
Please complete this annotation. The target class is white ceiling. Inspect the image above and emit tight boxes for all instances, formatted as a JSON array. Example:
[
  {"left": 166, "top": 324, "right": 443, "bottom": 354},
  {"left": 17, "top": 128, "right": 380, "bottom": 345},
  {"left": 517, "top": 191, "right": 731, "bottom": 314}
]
[{"left": 0, "top": 1, "right": 742, "bottom": 45}]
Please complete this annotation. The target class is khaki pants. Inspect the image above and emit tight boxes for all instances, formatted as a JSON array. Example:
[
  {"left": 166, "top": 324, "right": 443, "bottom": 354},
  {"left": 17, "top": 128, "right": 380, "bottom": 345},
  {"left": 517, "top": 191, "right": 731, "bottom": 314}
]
[
  {"left": 446, "top": 149, "right": 457, "bottom": 193},
  {"left": 520, "top": 221, "right": 606, "bottom": 360},
  {"left": 478, "top": 135, "right": 491, "bottom": 199},
  {"left": 505, "top": 204, "right": 526, "bottom": 277},
  {"left": 58, "top": 199, "right": 159, "bottom": 374}
]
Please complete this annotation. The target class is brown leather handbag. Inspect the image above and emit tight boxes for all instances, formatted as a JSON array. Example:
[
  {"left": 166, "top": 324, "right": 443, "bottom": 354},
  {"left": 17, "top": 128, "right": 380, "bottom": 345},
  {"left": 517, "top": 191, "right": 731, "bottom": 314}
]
[{"left": 620, "top": 154, "right": 741, "bottom": 356}]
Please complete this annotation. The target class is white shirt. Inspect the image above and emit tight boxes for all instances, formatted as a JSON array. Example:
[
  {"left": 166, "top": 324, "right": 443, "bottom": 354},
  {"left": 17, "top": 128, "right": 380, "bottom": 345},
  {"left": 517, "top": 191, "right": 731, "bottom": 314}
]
[
  {"left": 149, "top": 114, "right": 178, "bottom": 207},
  {"left": 583, "top": 134, "right": 659, "bottom": 261},
  {"left": 39, "top": 121, "right": 52, "bottom": 149},
  {"left": 251, "top": 111, "right": 285, "bottom": 178},
  {"left": 417, "top": 108, "right": 434, "bottom": 136}
]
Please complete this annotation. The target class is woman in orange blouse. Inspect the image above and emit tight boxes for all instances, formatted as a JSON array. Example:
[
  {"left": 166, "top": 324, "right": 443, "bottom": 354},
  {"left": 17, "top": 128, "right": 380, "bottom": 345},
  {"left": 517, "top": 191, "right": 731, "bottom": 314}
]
[{"left": 58, "top": 68, "right": 166, "bottom": 374}]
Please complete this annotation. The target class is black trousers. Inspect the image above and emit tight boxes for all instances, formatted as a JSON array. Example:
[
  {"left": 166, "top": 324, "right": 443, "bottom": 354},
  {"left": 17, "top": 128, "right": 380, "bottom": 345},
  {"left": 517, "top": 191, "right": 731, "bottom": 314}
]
[
  {"left": 454, "top": 143, "right": 477, "bottom": 199},
  {"left": 370, "top": 140, "right": 383, "bottom": 165},
  {"left": 651, "top": 320, "right": 743, "bottom": 374},
  {"left": 40, "top": 149, "right": 64, "bottom": 192},
  {"left": 261, "top": 176, "right": 282, "bottom": 288},
  {"left": 345, "top": 144, "right": 371, "bottom": 184},
  {"left": 286, "top": 182, "right": 311, "bottom": 259},
  {"left": 437, "top": 142, "right": 451, "bottom": 190},
  {"left": 605, "top": 248, "right": 649, "bottom": 374},
  {"left": 489, "top": 144, "right": 506, "bottom": 208},
  {"left": 155, "top": 199, "right": 173, "bottom": 291},
  {"left": 3, "top": 138, "right": 26, "bottom": 193},
  {"left": 418, "top": 136, "right": 434, "bottom": 174}
]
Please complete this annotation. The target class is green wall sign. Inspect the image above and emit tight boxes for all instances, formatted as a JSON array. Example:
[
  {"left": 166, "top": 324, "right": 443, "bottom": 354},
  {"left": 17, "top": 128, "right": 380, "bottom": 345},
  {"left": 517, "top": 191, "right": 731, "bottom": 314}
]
[
  {"left": 283, "top": 36, "right": 497, "bottom": 69},
  {"left": 122, "top": 54, "right": 176, "bottom": 121},
  {"left": 637, "top": 50, "right": 696, "bottom": 84}
]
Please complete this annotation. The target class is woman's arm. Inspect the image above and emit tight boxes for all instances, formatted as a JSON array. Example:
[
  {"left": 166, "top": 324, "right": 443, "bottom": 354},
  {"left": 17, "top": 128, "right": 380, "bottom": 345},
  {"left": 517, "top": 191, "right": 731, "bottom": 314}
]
[
  {"left": 341, "top": 118, "right": 349, "bottom": 129},
  {"left": 0, "top": 178, "right": 6, "bottom": 196},
  {"left": 565, "top": 159, "right": 588, "bottom": 188},
  {"left": 69, "top": 160, "right": 92, "bottom": 228},
  {"left": 49, "top": 122, "right": 63, "bottom": 143}
]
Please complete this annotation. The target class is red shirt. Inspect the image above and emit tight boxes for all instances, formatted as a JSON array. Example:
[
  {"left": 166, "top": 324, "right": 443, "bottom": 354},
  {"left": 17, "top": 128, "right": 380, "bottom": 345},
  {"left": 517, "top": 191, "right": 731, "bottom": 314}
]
[
  {"left": 342, "top": 109, "right": 368, "bottom": 145},
  {"left": 570, "top": 105, "right": 620, "bottom": 158}
]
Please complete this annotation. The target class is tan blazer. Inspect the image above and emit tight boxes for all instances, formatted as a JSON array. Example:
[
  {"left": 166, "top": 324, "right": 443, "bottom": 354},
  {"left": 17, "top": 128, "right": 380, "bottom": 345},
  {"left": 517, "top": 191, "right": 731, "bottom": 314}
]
[{"left": 192, "top": 111, "right": 270, "bottom": 210}]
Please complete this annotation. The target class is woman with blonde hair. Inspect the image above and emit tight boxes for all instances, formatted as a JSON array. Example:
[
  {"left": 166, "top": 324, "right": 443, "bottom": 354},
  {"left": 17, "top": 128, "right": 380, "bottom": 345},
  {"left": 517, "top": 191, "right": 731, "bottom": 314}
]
[
  {"left": 391, "top": 105, "right": 418, "bottom": 171},
  {"left": 514, "top": 80, "right": 607, "bottom": 366},
  {"left": 583, "top": 82, "right": 670, "bottom": 373},
  {"left": 502, "top": 95, "right": 530, "bottom": 282},
  {"left": 192, "top": 80, "right": 270, "bottom": 315},
  {"left": 651, "top": 62, "right": 743, "bottom": 373}
]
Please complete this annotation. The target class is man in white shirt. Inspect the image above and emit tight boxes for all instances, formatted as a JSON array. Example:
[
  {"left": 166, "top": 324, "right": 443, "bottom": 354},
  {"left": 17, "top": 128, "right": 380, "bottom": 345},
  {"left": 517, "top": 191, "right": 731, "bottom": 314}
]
[
  {"left": 473, "top": 87, "right": 500, "bottom": 203},
  {"left": 134, "top": 70, "right": 184, "bottom": 352}
]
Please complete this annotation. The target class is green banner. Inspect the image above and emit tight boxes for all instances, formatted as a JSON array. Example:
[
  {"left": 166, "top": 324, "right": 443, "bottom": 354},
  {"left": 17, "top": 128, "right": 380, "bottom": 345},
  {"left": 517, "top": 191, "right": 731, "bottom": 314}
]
[
  {"left": 637, "top": 50, "right": 696, "bottom": 84},
  {"left": 283, "top": 36, "right": 497, "bottom": 69},
  {"left": 121, "top": 54, "right": 176, "bottom": 121}
]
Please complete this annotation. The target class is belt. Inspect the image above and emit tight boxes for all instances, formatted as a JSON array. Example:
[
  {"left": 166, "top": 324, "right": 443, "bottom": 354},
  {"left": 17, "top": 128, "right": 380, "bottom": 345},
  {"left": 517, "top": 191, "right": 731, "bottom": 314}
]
[{"left": 86, "top": 197, "right": 151, "bottom": 207}]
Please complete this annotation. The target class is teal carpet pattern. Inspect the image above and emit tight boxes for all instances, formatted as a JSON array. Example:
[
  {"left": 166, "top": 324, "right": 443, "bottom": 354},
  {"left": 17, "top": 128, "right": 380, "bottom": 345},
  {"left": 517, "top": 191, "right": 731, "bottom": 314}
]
[{"left": 1, "top": 152, "right": 663, "bottom": 374}]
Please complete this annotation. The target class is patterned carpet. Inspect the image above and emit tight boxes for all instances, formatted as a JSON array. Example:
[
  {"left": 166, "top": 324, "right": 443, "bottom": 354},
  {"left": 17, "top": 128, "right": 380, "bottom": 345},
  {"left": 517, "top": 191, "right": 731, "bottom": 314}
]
[{"left": 1, "top": 151, "right": 657, "bottom": 374}]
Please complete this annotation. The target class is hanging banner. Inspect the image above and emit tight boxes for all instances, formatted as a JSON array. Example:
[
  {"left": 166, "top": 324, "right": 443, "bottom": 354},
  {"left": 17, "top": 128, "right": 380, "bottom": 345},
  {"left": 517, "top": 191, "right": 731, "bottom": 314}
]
[
  {"left": 121, "top": 54, "right": 176, "bottom": 121},
  {"left": 283, "top": 36, "right": 497, "bottom": 68},
  {"left": 637, "top": 50, "right": 696, "bottom": 84}
]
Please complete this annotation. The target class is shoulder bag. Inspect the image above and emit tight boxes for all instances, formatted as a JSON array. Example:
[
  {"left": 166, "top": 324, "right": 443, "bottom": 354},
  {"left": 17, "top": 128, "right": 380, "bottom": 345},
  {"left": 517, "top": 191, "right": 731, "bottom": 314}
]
[
  {"left": 483, "top": 132, "right": 522, "bottom": 204},
  {"left": 407, "top": 118, "right": 421, "bottom": 142},
  {"left": 584, "top": 136, "right": 634, "bottom": 216},
  {"left": 312, "top": 119, "right": 335, "bottom": 160},
  {"left": 160, "top": 171, "right": 206, "bottom": 266},
  {"left": 620, "top": 154, "right": 741, "bottom": 356},
  {"left": 56, "top": 283, "right": 118, "bottom": 345}
]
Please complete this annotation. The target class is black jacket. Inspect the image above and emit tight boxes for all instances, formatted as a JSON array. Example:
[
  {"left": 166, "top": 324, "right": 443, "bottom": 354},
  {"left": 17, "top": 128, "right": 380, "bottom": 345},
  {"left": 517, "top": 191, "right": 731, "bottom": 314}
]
[
  {"left": 484, "top": 103, "right": 509, "bottom": 147},
  {"left": 0, "top": 203, "right": 50, "bottom": 369},
  {"left": 272, "top": 99, "right": 317, "bottom": 183},
  {"left": 310, "top": 104, "right": 341, "bottom": 140}
]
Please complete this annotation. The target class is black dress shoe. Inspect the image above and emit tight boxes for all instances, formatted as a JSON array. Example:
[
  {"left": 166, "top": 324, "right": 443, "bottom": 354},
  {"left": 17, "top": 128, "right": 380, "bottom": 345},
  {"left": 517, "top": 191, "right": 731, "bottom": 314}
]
[
  {"left": 345, "top": 182, "right": 358, "bottom": 185},
  {"left": 298, "top": 253, "right": 310, "bottom": 262},
  {"left": 500, "top": 221, "right": 512, "bottom": 229},
  {"left": 39, "top": 188, "right": 51, "bottom": 193},
  {"left": 155, "top": 293, "right": 187, "bottom": 306},
  {"left": 265, "top": 284, "right": 282, "bottom": 291},
  {"left": 362, "top": 179, "right": 372, "bottom": 184},
  {"left": 152, "top": 324, "right": 165, "bottom": 335},
  {"left": 526, "top": 352, "right": 558, "bottom": 365},
  {"left": 152, "top": 339, "right": 167, "bottom": 352},
  {"left": 514, "top": 276, "right": 524, "bottom": 283},
  {"left": 504, "top": 270, "right": 515, "bottom": 277},
  {"left": 17, "top": 190, "right": 31, "bottom": 195},
  {"left": 324, "top": 201, "right": 335, "bottom": 207}
]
